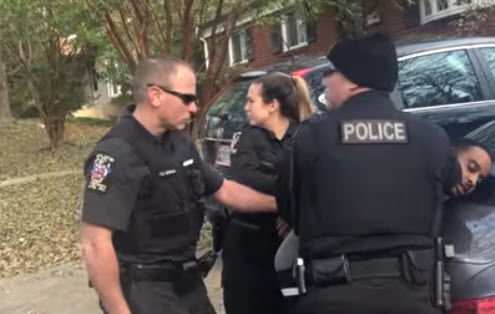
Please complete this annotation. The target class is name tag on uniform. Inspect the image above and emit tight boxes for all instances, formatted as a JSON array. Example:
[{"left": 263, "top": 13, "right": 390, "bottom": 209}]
[{"left": 340, "top": 120, "right": 408, "bottom": 144}]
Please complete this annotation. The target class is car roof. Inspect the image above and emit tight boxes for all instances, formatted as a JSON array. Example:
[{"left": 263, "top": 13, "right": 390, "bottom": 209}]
[
  {"left": 396, "top": 37, "right": 495, "bottom": 57},
  {"left": 235, "top": 37, "right": 495, "bottom": 81},
  {"left": 236, "top": 56, "right": 329, "bottom": 81}
]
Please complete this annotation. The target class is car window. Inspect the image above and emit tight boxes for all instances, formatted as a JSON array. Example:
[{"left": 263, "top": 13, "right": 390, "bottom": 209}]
[
  {"left": 398, "top": 50, "right": 483, "bottom": 108},
  {"left": 479, "top": 47, "right": 495, "bottom": 81},
  {"left": 205, "top": 80, "right": 252, "bottom": 139},
  {"left": 303, "top": 66, "right": 330, "bottom": 111}
]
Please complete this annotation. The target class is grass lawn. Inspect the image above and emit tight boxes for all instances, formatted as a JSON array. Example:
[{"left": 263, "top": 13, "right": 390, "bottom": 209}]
[
  {"left": 0, "top": 119, "right": 109, "bottom": 181},
  {"left": 0, "top": 119, "right": 109, "bottom": 277}
]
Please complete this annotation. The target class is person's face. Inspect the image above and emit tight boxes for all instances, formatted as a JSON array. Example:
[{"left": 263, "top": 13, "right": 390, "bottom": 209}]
[
  {"left": 148, "top": 66, "right": 197, "bottom": 131},
  {"left": 323, "top": 72, "right": 354, "bottom": 110},
  {"left": 453, "top": 146, "right": 492, "bottom": 197},
  {"left": 245, "top": 83, "right": 277, "bottom": 127}
]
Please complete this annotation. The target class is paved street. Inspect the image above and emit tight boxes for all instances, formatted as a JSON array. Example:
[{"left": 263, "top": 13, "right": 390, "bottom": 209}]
[{"left": 0, "top": 260, "right": 224, "bottom": 314}]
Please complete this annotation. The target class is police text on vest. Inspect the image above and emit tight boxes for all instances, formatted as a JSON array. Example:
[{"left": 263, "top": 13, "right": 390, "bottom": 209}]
[{"left": 340, "top": 120, "right": 408, "bottom": 144}]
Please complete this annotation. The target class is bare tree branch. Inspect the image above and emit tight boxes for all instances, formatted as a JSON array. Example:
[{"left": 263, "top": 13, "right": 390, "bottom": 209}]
[
  {"left": 173, "top": 0, "right": 184, "bottom": 20},
  {"left": 163, "top": 0, "right": 173, "bottom": 54},
  {"left": 104, "top": 9, "right": 137, "bottom": 70},
  {"left": 147, "top": 1, "right": 167, "bottom": 49},
  {"left": 181, "top": 0, "right": 197, "bottom": 61},
  {"left": 118, "top": 5, "right": 141, "bottom": 59}
]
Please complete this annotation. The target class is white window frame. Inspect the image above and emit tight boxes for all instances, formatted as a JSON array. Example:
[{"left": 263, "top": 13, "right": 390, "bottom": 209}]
[
  {"left": 228, "top": 29, "right": 249, "bottom": 66},
  {"left": 281, "top": 12, "right": 308, "bottom": 52},
  {"left": 107, "top": 82, "right": 122, "bottom": 98},
  {"left": 419, "top": 0, "right": 495, "bottom": 24}
]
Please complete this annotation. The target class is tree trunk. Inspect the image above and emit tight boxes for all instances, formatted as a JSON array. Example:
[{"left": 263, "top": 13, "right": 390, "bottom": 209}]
[
  {"left": 191, "top": 5, "right": 242, "bottom": 140},
  {"left": 44, "top": 115, "right": 66, "bottom": 151},
  {"left": 0, "top": 59, "right": 11, "bottom": 124}
]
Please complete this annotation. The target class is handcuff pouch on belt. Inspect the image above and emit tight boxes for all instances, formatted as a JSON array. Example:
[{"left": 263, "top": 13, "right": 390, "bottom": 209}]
[
  {"left": 308, "top": 255, "right": 351, "bottom": 286},
  {"left": 399, "top": 249, "right": 434, "bottom": 287}
]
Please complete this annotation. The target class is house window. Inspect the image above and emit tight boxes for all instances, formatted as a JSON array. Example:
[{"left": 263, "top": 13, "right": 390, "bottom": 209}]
[
  {"left": 281, "top": 12, "right": 307, "bottom": 51},
  {"left": 229, "top": 29, "right": 248, "bottom": 66},
  {"left": 424, "top": 0, "right": 433, "bottom": 16},
  {"left": 108, "top": 82, "right": 122, "bottom": 98},
  {"left": 420, "top": 0, "right": 494, "bottom": 24},
  {"left": 437, "top": 0, "right": 449, "bottom": 11}
]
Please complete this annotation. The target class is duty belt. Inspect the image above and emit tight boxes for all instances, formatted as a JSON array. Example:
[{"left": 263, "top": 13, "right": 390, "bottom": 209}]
[
  {"left": 120, "top": 260, "right": 199, "bottom": 282},
  {"left": 307, "top": 255, "right": 402, "bottom": 287},
  {"left": 120, "top": 260, "right": 200, "bottom": 296}
]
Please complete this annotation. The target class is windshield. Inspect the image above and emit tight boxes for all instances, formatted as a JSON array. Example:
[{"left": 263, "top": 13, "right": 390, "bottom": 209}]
[{"left": 204, "top": 80, "right": 252, "bottom": 139}]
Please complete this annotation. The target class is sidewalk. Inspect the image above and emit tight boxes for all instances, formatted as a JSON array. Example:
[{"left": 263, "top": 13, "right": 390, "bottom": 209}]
[{"left": 0, "top": 260, "right": 225, "bottom": 314}]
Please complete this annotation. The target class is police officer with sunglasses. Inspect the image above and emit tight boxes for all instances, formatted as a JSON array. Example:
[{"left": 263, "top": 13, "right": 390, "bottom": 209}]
[{"left": 80, "top": 56, "right": 277, "bottom": 314}]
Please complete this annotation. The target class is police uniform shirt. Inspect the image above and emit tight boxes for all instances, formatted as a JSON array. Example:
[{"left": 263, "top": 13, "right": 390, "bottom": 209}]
[
  {"left": 276, "top": 91, "right": 460, "bottom": 258},
  {"left": 226, "top": 122, "right": 297, "bottom": 227},
  {"left": 81, "top": 110, "right": 224, "bottom": 262},
  {"left": 230, "top": 121, "right": 298, "bottom": 195}
]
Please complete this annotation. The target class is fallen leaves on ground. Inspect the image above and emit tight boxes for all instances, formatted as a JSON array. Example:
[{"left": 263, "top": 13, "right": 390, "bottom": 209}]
[
  {"left": 0, "top": 174, "right": 84, "bottom": 277},
  {"left": 0, "top": 119, "right": 108, "bottom": 181}
]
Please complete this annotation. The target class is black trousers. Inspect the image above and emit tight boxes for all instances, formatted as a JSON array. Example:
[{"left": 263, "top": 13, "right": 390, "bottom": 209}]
[
  {"left": 291, "top": 278, "right": 442, "bottom": 314},
  {"left": 222, "top": 221, "right": 287, "bottom": 314},
  {"left": 105, "top": 273, "right": 216, "bottom": 314}
]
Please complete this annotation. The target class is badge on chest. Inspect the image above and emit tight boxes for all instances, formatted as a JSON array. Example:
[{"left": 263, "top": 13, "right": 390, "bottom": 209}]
[{"left": 340, "top": 120, "right": 408, "bottom": 144}]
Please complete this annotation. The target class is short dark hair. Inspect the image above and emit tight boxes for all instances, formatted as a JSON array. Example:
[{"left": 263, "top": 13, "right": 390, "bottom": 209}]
[
  {"left": 455, "top": 138, "right": 494, "bottom": 163},
  {"left": 133, "top": 55, "right": 193, "bottom": 105}
]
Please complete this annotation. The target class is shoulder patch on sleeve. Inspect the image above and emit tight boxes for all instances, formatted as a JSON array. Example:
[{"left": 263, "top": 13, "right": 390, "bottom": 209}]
[{"left": 87, "top": 153, "right": 115, "bottom": 193}]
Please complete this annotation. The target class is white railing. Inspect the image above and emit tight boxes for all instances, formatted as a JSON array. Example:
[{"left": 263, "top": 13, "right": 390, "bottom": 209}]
[{"left": 420, "top": 0, "right": 495, "bottom": 24}]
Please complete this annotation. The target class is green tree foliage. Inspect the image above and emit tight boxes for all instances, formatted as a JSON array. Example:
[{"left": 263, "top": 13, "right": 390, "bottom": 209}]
[
  {"left": 83, "top": 0, "right": 365, "bottom": 138},
  {"left": 0, "top": 0, "right": 99, "bottom": 150}
]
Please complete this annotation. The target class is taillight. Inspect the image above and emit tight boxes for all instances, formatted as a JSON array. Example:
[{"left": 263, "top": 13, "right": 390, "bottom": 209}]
[
  {"left": 291, "top": 68, "right": 311, "bottom": 77},
  {"left": 450, "top": 296, "right": 495, "bottom": 314}
]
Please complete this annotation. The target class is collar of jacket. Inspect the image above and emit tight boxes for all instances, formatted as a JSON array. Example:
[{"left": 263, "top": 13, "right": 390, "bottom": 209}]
[
  {"left": 338, "top": 90, "right": 396, "bottom": 114},
  {"left": 120, "top": 104, "right": 171, "bottom": 145},
  {"left": 267, "top": 118, "right": 299, "bottom": 142}
]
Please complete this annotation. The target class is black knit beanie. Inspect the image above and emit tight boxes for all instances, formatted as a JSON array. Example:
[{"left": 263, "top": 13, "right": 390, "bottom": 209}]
[{"left": 326, "top": 32, "right": 398, "bottom": 92}]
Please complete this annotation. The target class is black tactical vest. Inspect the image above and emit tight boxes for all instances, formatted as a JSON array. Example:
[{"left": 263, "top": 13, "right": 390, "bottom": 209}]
[
  {"left": 292, "top": 92, "right": 451, "bottom": 259},
  {"left": 95, "top": 114, "right": 205, "bottom": 264}
]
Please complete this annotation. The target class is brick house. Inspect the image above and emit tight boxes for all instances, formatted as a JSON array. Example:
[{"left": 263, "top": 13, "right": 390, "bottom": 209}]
[{"left": 201, "top": 0, "right": 495, "bottom": 73}]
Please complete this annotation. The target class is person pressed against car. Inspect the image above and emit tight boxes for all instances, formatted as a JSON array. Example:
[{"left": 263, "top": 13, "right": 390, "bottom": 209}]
[
  {"left": 222, "top": 72, "right": 315, "bottom": 314},
  {"left": 80, "top": 55, "right": 277, "bottom": 314},
  {"left": 453, "top": 138, "right": 493, "bottom": 197}
]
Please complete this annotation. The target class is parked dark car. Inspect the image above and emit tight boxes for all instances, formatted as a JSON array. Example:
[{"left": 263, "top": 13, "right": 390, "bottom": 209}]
[{"left": 200, "top": 37, "right": 495, "bottom": 313}]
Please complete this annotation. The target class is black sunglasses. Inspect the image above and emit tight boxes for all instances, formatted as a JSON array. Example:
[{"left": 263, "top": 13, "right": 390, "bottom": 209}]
[{"left": 146, "top": 83, "right": 197, "bottom": 105}]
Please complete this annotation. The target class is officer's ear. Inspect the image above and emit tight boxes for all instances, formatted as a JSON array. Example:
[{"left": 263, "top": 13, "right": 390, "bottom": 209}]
[{"left": 147, "top": 86, "right": 162, "bottom": 108}]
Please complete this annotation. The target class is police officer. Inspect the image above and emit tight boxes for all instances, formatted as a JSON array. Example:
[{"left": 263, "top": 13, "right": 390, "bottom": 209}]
[
  {"left": 276, "top": 33, "right": 460, "bottom": 314},
  {"left": 222, "top": 72, "right": 314, "bottom": 314},
  {"left": 80, "top": 56, "right": 277, "bottom": 314}
]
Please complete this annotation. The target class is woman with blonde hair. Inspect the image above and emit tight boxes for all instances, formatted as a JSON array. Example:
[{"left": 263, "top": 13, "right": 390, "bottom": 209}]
[{"left": 222, "top": 72, "right": 315, "bottom": 314}]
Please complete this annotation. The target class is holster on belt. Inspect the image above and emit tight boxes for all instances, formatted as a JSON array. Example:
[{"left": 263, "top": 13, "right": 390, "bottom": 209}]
[{"left": 120, "top": 261, "right": 200, "bottom": 297}]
